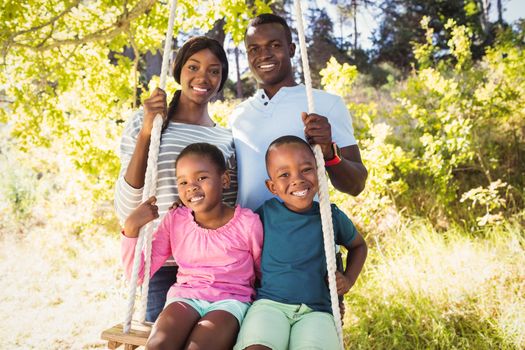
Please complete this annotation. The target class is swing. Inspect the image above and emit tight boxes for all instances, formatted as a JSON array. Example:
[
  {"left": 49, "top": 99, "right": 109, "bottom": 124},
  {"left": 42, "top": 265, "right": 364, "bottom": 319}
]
[{"left": 100, "top": 1, "right": 344, "bottom": 349}]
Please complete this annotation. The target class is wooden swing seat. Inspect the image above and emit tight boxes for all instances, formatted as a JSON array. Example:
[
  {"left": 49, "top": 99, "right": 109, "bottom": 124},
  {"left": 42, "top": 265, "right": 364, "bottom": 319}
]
[{"left": 101, "top": 321, "right": 152, "bottom": 349}]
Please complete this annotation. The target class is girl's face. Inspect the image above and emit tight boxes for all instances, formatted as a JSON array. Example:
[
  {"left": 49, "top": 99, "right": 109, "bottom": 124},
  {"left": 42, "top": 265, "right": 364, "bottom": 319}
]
[
  {"left": 176, "top": 154, "right": 229, "bottom": 214},
  {"left": 179, "top": 48, "right": 223, "bottom": 105}
]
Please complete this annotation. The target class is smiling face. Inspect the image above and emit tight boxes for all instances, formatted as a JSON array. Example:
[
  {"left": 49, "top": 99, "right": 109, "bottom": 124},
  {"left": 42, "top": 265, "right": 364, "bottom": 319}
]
[
  {"left": 265, "top": 142, "right": 319, "bottom": 213},
  {"left": 176, "top": 154, "right": 230, "bottom": 214},
  {"left": 245, "top": 23, "right": 296, "bottom": 96},
  {"left": 179, "top": 48, "right": 223, "bottom": 106}
]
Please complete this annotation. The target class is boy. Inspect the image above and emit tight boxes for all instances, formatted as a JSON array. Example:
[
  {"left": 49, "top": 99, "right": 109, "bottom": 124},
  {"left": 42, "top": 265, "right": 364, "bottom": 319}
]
[{"left": 235, "top": 136, "right": 368, "bottom": 350}]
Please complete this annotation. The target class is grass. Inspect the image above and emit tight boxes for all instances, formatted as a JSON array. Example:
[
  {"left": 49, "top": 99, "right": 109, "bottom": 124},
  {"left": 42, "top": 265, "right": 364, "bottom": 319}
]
[
  {"left": 0, "top": 217, "right": 126, "bottom": 349},
  {"left": 343, "top": 219, "right": 525, "bottom": 349},
  {"left": 1, "top": 208, "right": 523, "bottom": 349}
]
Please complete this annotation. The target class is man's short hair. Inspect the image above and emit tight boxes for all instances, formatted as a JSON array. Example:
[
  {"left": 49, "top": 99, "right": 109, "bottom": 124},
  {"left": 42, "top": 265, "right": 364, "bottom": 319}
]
[{"left": 246, "top": 13, "right": 293, "bottom": 44}]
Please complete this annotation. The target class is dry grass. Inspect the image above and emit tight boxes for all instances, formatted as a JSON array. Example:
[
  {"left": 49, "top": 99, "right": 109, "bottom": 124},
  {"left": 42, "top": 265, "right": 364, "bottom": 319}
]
[{"left": 0, "top": 224, "right": 127, "bottom": 349}]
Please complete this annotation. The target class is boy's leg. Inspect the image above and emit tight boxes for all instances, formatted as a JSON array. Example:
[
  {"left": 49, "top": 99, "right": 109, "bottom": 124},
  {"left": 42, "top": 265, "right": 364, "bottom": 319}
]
[
  {"left": 147, "top": 301, "right": 200, "bottom": 350},
  {"left": 146, "top": 265, "right": 178, "bottom": 322},
  {"left": 289, "top": 311, "right": 339, "bottom": 350},
  {"left": 234, "top": 299, "right": 292, "bottom": 350}
]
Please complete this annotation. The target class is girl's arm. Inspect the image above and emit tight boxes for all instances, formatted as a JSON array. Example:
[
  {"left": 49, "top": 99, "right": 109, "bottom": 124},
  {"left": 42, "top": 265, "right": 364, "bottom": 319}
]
[
  {"left": 121, "top": 198, "right": 173, "bottom": 283},
  {"left": 249, "top": 215, "right": 264, "bottom": 281}
]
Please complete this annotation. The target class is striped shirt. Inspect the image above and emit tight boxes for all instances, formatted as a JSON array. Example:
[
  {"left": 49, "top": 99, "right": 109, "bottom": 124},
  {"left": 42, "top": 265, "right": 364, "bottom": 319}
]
[{"left": 115, "top": 110, "right": 238, "bottom": 239}]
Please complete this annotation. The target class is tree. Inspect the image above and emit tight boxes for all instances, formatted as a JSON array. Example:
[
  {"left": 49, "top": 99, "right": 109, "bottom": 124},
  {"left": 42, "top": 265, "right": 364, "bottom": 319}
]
[
  {"left": 331, "top": 0, "right": 374, "bottom": 51},
  {"left": 371, "top": 0, "right": 499, "bottom": 70},
  {"left": 306, "top": 7, "right": 352, "bottom": 87},
  {"left": 0, "top": 0, "right": 272, "bottom": 200}
]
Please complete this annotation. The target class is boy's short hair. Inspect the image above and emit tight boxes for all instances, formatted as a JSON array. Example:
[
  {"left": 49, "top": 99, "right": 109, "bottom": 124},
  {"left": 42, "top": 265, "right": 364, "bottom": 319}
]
[
  {"left": 265, "top": 135, "right": 314, "bottom": 169},
  {"left": 176, "top": 142, "right": 226, "bottom": 173},
  {"left": 246, "top": 13, "right": 293, "bottom": 44}
]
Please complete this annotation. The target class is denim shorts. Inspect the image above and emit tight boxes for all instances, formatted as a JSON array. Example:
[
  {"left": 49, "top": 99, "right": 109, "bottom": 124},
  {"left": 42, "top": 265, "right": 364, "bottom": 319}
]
[
  {"left": 234, "top": 299, "right": 339, "bottom": 350},
  {"left": 165, "top": 297, "right": 251, "bottom": 326}
]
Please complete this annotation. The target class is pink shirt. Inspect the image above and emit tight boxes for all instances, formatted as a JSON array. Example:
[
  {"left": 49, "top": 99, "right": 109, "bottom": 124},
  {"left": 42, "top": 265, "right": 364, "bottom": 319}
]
[{"left": 122, "top": 206, "right": 263, "bottom": 302}]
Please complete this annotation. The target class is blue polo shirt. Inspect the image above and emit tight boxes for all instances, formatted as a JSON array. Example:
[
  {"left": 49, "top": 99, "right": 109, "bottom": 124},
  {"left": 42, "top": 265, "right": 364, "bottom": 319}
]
[{"left": 255, "top": 198, "right": 357, "bottom": 313}]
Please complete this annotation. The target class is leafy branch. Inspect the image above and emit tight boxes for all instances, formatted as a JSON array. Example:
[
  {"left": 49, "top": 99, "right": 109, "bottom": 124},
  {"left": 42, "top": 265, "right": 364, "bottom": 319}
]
[{"left": 3, "top": 0, "right": 157, "bottom": 53}]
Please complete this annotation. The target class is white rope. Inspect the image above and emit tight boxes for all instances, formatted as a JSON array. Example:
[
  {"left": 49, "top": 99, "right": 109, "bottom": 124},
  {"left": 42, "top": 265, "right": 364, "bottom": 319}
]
[
  {"left": 124, "top": 0, "right": 178, "bottom": 334},
  {"left": 293, "top": 1, "right": 344, "bottom": 349}
]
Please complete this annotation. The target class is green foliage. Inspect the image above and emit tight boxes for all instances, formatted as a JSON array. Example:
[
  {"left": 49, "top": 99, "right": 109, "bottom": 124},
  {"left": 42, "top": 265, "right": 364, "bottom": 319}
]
[
  {"left": 321, "top": 19, "right": 525, "bottom": 228},
  {"left": 460, "top": 180, "right": 508, "bottom": 226},
  {"left": 0, "top": 147, "right": 37, "bottom": 226},
  {"left": 0, "top": 0, "right": 271, "bottom": 203}
]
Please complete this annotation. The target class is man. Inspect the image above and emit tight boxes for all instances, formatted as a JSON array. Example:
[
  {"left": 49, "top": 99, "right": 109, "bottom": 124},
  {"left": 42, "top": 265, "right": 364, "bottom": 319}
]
[{"left": 230, "top": 13, "right": 367, "bottom": 211}]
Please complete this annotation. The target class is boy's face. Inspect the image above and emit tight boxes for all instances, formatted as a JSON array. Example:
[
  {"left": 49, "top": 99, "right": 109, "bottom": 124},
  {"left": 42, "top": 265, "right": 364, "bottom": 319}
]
[
  {"left": 176, "top": 154, "right": 229, "bottom": 214},
  {"left": 245, "top": 23, "right": 295, "bottom": 88},
  {"left": 265, "top": 143, "right": 319, "bottom": 213}
]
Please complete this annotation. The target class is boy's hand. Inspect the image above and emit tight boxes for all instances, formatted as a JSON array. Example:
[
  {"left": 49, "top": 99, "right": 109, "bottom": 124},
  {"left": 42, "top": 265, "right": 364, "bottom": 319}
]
[
  {"left": 123, "top": 196, "right": 159, "bottom": 238},
  {"left": 335, "top": 270, "right": 352, "bottom": 295},
  {"left": 301, "top": 112, "right": 333, "bottom": 159}
]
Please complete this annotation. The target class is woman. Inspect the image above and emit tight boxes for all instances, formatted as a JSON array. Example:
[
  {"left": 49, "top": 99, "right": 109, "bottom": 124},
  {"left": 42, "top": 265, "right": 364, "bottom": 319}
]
[{"left": 114, "top": 36, "right": 237, "bottom": 323}]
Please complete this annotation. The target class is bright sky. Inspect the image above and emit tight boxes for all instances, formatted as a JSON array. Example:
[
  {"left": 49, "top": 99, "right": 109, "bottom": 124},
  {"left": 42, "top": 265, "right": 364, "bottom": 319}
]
[
  {"left": 319, "top": 0, "right": 525, "bottom": 49},
  {"left": 225, "top": 0, "right": 525, "bottom": 81}
]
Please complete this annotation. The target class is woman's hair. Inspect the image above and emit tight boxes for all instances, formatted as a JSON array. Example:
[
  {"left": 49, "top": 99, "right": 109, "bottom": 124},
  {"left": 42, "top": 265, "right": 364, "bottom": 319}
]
[
  {"left": 175, "top": 142, "right": 227, "bottom": 174},
  {"left": 167, "top": 36, "right": 228, "bottom": 118}
]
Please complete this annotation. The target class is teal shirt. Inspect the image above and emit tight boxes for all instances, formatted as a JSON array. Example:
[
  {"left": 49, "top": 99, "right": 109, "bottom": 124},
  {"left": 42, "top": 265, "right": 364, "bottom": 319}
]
[{"left": 255, "top": 198, "right": 357, "bottom": 313}]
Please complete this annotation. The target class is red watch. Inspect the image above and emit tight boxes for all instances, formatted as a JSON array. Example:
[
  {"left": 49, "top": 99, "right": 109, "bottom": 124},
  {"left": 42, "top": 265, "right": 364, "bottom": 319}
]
[{"left": 325, "top": 142, "right": 342, "bottom": 167}]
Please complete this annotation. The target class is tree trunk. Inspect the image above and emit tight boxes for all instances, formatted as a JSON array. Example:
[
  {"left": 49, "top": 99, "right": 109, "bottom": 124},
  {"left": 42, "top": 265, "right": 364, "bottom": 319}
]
[
  {"left": 477, "top": 0, "right": 490, "bottom": 36},
  {"left": 235, "top": 46, "right": 243, "bottom": 99},
  {"left": 497, "top": 0, "right": 503, "bottom": 24},
  {"left": 353, "top": 0, "right": 358, "bottom": 50},
  {"left": 205, "top": 18, "right": 226, "bottom": 101}
]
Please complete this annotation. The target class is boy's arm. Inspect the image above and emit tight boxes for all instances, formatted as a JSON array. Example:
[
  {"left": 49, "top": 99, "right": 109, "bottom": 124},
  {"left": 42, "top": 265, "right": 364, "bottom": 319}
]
[{"left": 337, "top": 233, "right": 367, "bottom": 295}]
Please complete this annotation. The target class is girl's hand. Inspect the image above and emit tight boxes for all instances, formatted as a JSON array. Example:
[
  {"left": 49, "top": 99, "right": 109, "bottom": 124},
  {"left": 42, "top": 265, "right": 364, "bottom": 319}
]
[
  {"left": 141, "top": 88, "right": 168, "bottom": 137},
  {"left": 123, "top": 196, "right": 159, "bottom": 238}
]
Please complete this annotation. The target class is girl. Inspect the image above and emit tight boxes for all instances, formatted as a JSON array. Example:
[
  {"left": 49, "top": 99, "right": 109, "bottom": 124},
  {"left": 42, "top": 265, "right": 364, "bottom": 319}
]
[
  {"left": 114, "top": 36, "right": 237, "bottom": 322},
  {"left": 122, "top": 143, "right": 263, "bottom": 350}
]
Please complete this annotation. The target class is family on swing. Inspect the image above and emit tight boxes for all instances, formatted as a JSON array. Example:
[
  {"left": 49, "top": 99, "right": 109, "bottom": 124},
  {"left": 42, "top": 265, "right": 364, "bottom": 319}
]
[{"left": 116, "top": 13, "right": 368, "bottom": 350}]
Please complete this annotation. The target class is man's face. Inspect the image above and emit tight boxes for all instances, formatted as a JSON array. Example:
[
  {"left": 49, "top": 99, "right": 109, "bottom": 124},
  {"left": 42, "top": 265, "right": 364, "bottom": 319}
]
[
  {"left": 265, "top": 143, "right": 319, "bottom": 213},
  {"left": 245, "top": 23, "right": 295, "bottom": 88}
]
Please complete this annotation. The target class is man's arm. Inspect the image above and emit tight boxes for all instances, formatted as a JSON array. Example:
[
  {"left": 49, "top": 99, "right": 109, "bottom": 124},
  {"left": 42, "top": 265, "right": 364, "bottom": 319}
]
[
  {"left": 326, "top": 144, "right": 368, "bottom": 196},
  {"left": 302, "top": 112, "right": 368, "bottom": 196}
]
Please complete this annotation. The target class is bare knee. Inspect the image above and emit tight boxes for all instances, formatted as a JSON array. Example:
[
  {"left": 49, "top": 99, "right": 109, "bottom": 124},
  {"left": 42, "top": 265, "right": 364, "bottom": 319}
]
[{"left": 146, "top": 333, "right": 175, "bottom": 350}]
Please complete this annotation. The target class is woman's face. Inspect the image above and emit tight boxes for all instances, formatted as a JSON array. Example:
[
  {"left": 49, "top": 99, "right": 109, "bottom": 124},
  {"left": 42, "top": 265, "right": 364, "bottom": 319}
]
[{"left": 179, "top": 48, "right": 223, "bottom": 105}]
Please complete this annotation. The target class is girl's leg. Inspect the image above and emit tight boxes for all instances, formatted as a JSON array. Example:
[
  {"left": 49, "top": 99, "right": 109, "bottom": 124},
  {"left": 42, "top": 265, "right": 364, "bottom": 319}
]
[
  {"left": 146, "top": 301, "right": 200, "bottom": 350},
  {"left": 183, "top": 310, "right": 239, "bottom": 350}
]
